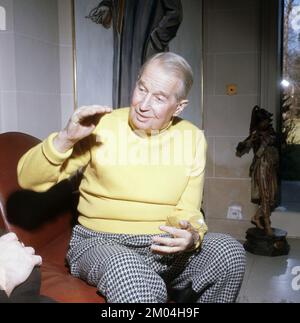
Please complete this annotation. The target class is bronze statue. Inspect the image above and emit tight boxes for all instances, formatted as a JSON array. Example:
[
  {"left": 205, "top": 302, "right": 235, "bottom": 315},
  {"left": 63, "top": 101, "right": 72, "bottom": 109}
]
[{"left": 236, "top": 106, "right": 279, "bottom": 236}]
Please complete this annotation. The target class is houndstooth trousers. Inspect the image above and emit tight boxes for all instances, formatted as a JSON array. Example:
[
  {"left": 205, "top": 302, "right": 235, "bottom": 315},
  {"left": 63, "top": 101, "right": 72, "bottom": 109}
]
[{"left": 66, "top": 225, "right": 246, "bottom": 303}]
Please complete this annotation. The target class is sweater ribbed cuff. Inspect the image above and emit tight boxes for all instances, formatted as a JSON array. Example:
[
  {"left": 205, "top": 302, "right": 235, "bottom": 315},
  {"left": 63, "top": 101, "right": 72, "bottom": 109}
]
[{"left": 42, "top": 133, "right": 73, "bottom": 165}]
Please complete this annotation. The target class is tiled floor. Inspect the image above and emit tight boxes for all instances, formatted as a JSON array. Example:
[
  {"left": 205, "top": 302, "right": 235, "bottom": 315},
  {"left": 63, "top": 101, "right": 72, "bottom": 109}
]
[{"left": 237, "top": 239, "right": 300, "bottom": 303}]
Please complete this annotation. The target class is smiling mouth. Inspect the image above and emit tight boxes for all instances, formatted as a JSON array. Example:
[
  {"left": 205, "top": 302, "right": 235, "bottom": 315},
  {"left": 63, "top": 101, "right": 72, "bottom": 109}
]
[{"left": 136, "top": 112, "right": 151, "bottom": 121}]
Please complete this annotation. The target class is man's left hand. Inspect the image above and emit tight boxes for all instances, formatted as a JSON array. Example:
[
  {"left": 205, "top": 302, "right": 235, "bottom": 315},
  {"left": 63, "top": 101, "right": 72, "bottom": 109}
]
[{"left": 151, "top": 220, "right": 199, "bottom": 255}]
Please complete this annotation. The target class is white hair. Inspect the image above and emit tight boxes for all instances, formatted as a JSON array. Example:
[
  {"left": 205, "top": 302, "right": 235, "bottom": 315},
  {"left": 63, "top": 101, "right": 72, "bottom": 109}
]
[{"left": 139, "top": 52, "right": 194, "bottom": 100}]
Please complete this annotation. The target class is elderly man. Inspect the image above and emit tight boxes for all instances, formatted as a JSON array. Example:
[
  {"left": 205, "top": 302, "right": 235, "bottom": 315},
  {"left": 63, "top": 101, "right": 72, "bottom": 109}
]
[{"left": 17, "top": 52, "right": 245, "bottom": 303}]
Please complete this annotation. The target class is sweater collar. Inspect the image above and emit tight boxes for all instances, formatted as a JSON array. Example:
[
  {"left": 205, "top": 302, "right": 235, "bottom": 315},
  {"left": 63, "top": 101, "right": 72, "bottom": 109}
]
[{"left": 128, "top": 117, "right": 173, "bottom": 138}]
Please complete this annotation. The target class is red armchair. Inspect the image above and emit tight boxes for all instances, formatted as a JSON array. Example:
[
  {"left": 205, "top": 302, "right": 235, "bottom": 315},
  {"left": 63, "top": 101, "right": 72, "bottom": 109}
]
[{"left": 0, "top": 132, "right": 104, "bottom": 303}]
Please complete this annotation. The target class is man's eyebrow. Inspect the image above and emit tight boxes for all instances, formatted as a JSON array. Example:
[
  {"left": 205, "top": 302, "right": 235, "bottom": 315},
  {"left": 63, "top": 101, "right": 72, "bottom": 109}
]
[
  {"left": 138, "top": 79, "right": 168, "bottom": 97},
  {"left": 154, "top": 90, "right": 169, "bottom": 98},
  {"left": 137, "top": 79, "right": 147, "bottom": 87}
]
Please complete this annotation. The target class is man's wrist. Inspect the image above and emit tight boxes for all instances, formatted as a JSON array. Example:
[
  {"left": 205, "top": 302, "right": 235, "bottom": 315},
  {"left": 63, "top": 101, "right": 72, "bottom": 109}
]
[
  {"left": 53, "top": 131, "right": 75, "bottom": 153},
  {"left": 186, "top": 229, "right": 201, "bottom": 252}
]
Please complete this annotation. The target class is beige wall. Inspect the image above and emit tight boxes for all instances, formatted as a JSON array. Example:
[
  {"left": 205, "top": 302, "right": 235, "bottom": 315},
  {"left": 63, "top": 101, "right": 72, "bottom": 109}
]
[
  {"left": 0, "top": 0, "right": 17, "bottom": 133},
  {"left": 169, "top": 0, "right": 203, "bottom": 127},
  {"left": 0, "top": 0, "right": 74, "bottom": 139},
  {"left": 58, "top": 0, "right": 75, "bottom": 128},
  {"left": 203, "top": 0, "right": 262, "bottom": 240}
]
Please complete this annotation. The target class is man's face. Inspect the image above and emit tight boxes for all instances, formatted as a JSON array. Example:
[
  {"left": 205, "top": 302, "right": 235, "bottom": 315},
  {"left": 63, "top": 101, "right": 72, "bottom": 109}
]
[{"left": 130, "top": 62, "right": 186, "bottom": 133}]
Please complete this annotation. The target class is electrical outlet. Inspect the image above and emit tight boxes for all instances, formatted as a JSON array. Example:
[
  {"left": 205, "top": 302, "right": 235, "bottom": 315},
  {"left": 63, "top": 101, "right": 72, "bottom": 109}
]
[{"left": 227, "top": 205, "right": 243, "bottom": 220}]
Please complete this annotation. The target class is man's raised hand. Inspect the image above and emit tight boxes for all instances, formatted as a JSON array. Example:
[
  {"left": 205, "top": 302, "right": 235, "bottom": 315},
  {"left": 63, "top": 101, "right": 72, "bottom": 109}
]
[{"left": 54, "top": 105, "right": 112, "bottom": 153}]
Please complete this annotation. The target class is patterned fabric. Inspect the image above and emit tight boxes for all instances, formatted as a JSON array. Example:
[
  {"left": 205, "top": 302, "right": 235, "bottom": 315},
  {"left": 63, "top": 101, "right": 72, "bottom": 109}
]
[{"left": 66, "top": 225, "right": 246, "bottom": 303}]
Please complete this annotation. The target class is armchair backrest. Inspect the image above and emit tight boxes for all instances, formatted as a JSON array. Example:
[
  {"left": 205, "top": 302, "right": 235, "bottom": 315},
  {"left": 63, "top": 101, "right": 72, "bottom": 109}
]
[{"left": 0, "top": 132, "right": 72, "bottom": 250}]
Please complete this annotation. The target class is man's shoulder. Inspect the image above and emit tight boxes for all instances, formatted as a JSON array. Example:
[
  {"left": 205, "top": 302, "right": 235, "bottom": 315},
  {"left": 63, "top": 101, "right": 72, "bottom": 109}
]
[
  {"left": 172, "top": 117, "right": 204, "bottom": 134},
  {"left": 172, "top": 118, "right": 206, "bottom": 148}
]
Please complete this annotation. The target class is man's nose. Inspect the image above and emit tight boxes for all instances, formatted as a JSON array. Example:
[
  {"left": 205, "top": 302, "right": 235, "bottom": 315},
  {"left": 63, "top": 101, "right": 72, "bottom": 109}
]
[{"left": 140, "top": 93, "right": 152, "bottom": 110}]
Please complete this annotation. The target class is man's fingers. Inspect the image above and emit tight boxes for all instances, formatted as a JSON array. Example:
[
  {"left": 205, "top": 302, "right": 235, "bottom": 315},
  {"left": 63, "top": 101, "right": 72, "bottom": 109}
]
[
  {"left": 179, "top": 220, "right": 192, "bottom": 230},
  {"left": 24, "top": 247, "right": 35, "bottom": 255},
  {"left": 80, "top": 105, "right": 112, "bottom": 113},
  {"left": 76, "top": 105, "right": 112, "bottom": 115},
  {"left": 150, "top": 244, "right": 182, "bottom": 254},
  {"left": 152, "top": 236, "right": 183, "bottom": 248},
  {"left": 159, "top": 225, "right": 189, "bottom": 237},
  {"left": 0, "top": 232, "right": 18, "bottom": 242},
  {"left": 73, "top": 106, "right": 112, "bottom": 124},
  {"left": 32, "top": 255, "right": 42, "bottom": 266},
  {"left": 77, "top": 109, "right": 106, "bottom": 120}
]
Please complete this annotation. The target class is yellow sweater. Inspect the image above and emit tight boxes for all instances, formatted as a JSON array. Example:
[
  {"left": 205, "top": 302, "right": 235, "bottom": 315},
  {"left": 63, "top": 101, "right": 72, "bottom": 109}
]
[{"left": 17, "top": 108, "right": 208, "bottom": 242}]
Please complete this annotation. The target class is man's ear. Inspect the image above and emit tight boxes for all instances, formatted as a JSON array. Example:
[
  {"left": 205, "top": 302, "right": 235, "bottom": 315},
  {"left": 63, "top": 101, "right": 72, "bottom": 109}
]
[{"left": 173, "top": 100, "right": 189, "bottom": 117}]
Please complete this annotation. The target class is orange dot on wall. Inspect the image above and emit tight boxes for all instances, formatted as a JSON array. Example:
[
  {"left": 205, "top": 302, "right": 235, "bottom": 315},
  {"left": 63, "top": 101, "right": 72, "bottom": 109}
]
[{"left": 227, "top": 84, "right": 237, "bottom": 96}]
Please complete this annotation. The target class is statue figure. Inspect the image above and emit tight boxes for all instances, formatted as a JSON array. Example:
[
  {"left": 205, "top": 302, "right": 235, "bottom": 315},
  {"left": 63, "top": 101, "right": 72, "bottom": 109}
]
[
  {"left": 86, "top": 0, "right": 183, "bottom": 108},
  {"left": 236, "top": 106, "right": 280, "bottom": 236}
]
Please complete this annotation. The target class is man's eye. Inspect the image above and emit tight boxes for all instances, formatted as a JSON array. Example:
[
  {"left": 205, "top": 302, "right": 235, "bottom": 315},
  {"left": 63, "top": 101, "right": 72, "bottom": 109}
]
[
  {"left": 139, "top": 87, "right": 146, "bottom": 92},
  {"left": 155, "top": 96, "right": 164, "bottom": 102}
]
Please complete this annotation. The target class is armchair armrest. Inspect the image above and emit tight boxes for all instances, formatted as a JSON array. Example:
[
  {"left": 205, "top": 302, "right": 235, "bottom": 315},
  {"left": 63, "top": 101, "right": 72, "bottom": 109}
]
[{"left": 0, "top": 132, "right": 79, "bottom": 251}]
